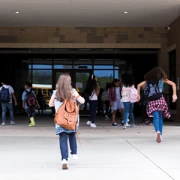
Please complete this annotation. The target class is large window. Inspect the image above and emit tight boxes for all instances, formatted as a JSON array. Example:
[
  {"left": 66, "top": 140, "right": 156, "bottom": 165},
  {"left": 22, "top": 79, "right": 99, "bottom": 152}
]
[
  {"left": 73, "top": 59, "right": 92, "bottom": 69},
  {"left": 54, "top": 59, "right": 72, "bottom": 69}
]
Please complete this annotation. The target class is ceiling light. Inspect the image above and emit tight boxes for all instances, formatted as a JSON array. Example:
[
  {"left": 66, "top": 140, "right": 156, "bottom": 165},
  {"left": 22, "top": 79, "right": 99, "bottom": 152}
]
[
  {"left": 124, "top": 11, "right": 128, "bottom": 14},
  {"left": 15, "top": 11, "right": 20, "bottom": 14}
]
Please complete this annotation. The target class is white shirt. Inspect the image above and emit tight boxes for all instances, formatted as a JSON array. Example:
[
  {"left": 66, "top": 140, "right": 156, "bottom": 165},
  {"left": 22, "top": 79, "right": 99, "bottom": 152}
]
[
  {"left": 121, "top": 86, "right": 131, "bottom": 102},
  {"left": 89, "top": 90, "right": 98, "bottom": 100},
  {"left": 0, "top": 85, "right": 14, "bottom": 103}
]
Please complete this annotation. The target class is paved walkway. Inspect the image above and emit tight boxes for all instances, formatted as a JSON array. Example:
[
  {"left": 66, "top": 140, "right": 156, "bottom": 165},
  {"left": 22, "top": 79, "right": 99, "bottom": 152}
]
[{"left": 0, "top": 116, "right": 180, "bottom": 180}]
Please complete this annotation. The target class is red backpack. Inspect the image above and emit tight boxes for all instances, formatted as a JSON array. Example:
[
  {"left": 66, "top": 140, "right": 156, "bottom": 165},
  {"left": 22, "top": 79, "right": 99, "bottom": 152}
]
[{"left": 26, "top": 90, "right": 36, "bottom": 107}]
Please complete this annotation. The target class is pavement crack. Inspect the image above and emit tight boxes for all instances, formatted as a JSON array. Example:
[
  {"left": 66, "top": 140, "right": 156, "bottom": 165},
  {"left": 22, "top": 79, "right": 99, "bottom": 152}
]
[{"left": 122, "top": 138, "right": 175, "bottom": 180}]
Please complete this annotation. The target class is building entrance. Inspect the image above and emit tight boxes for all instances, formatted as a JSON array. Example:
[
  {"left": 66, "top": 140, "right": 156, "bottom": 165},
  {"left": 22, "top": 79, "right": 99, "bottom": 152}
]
[{"left": 0, "top": 48, "right": 158, "bottom": 117}]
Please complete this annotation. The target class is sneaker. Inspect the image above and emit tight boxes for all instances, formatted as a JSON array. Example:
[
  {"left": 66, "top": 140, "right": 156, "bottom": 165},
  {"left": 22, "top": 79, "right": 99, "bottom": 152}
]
[
  {"left": 30, "top": 117, "right": 35, "bottom": 126},
  {"left": 90, "top": 123, "right": 96, "bottom": 128},
  {"left": 72, "top": 154, "right": 79, "bottom": 160},
  {"left": 2, "top": 122, "right": 6, "bottom": 126},
  {"left": 112, "top": 122, "right": 118, "bottom": 126},
  {"left": 156, "top": 132, "right": 161, "bottom": 143},
  {"left": 105, "top": 115, "right": 109, "bottom": 120},
  {"left": 126, "top": 123, "right": 131, "bottom": 127},
  {"left": 10, "top": 121, "right": 16, "bottom": 125},
  {"left": 62, "top": 159, "right": 68, "bottom": 170},
  {"left": 87, "top": 121, "right": 92, "bottom": 126},
  {"left": 130, "top": 124, "right": 136, "bottom": 128},
  {"left": 122, "top": 125, "right": 127, "bottom": 129}
]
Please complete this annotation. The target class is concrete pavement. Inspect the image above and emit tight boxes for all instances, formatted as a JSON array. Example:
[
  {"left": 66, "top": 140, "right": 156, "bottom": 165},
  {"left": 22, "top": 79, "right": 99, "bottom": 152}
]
[{"left": 0, "top": 116, "right": 180, "bottom": 180}]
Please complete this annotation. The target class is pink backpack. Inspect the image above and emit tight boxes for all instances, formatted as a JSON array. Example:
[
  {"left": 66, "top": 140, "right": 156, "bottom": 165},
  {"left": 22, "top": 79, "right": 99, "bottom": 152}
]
[{"left": 129, "top": 86, "right": 138, "bottom": 103}]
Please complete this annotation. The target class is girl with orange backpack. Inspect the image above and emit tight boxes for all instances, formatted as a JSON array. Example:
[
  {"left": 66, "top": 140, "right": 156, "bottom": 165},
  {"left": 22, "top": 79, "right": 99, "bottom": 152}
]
[{"left": 49, "top": 74, "right": 85, "bottom": 170}]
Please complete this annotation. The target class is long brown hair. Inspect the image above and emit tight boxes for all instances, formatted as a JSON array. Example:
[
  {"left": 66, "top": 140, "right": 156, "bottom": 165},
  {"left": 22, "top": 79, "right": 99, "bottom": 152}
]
[
  {"left": 144, "top": 67, "right": 167, "bottom": 81},
  {"left": 56, "top": 74, "right": 72, "bottom": 101}
]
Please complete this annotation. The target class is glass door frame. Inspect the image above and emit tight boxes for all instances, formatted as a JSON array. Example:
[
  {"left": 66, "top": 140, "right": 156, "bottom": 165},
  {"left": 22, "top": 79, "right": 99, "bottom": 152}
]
[{"left": 53, "top": 69, "right": 93, "bottom": 91}]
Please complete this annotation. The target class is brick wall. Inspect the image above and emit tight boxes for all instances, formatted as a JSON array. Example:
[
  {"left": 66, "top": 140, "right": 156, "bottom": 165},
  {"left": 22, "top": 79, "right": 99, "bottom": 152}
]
[
  {"left": 0, "top": 27, "right": 167, "bottom": 44},
  {"left": 168, "top": 16, "right": 180, "bottom": 121},
  {"left": 0, "top": 26, "right": 168, "bottom": 70}
]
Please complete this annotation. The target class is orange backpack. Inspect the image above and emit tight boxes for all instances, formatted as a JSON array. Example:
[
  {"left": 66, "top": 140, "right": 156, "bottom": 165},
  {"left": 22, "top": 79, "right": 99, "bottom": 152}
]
[{"left": 54, "top": 97, "right": 79, "bottom": 130}]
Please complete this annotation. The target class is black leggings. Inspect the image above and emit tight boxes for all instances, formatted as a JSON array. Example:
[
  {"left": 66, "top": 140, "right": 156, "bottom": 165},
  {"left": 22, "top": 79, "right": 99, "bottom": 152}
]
[{"left": 26, "top": 107, "right": 35, "bottom": 123}]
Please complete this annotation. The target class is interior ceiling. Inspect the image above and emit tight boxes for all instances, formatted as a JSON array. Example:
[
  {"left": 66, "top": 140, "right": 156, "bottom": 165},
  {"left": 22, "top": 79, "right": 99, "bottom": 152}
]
[{"left": 0, "top": 0, "right": 180, "bottom": 27}]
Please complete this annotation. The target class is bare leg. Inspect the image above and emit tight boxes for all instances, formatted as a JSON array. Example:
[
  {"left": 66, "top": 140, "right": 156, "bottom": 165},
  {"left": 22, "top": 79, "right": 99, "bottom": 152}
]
[{"left": 112, "top": 110, "right": 116, "bottom": 123}]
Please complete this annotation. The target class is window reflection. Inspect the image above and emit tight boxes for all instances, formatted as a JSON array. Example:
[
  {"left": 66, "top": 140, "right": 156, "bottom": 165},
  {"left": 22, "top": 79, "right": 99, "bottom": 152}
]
[
  {"left": 94, "top": 70, "right": 113, "bottom": 89},
  {"left": 54, "top": 59, "right": 72, "bottom": 69},
  {"left": 32, "top": 59, "right": 52, "bottom": 69}
]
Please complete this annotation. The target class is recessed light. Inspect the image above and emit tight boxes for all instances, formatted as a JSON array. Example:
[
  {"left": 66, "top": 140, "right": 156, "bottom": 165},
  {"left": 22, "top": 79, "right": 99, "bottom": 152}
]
[
  {"left": 15, "top": 11, "right": 20, "bottom": 14},
  {"left": 124, "top": 11, "right": 128, "bottom": 14}
]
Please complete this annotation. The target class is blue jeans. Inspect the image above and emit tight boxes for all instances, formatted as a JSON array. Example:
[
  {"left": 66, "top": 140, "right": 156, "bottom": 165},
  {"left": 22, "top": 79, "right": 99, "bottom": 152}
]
[
  {"left": 152, "top": 111, "right": 163, "bottom": 135},
  {"left": 59, "top": 132, "right": 77, "bottom": 160},
  {"left": 123, "top": 102, "right": 134, "bottom": 124},
  {"left": 1, "top": 102, "right": 14, "bottom": 122},
  {"left": 89, "top": 100, "right": 98, "bottom": 123}
]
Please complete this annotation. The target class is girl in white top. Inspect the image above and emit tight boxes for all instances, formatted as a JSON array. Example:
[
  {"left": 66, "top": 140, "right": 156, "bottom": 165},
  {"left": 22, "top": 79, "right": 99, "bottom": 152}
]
[
  {"left": 86, "top": 74, "right": 100, "bottom": 128},
  {"left": 121, "top": 73, "right": 135, "bottom": 129},
  {"left": 49, "top": 74, "right": 85, "bottom": 170},
  {"left": 109, "top": 79, "right": 124, "bottom": 126}
]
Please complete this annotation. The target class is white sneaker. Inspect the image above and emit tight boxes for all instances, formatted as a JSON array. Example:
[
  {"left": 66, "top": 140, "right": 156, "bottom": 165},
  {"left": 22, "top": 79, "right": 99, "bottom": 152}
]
[
  {"left": 10, "top": 121, "right": 16, "bottom": 125},
  {"left": 126, "top": 123, "right": 131, "bottom": 127},
  {"left": 2, "top": 122, "right": 6, "bottom": 126},
  {"left": 72, "top": 154, "right": 79, "bottom": 160},
  {"left": 91, "top": 123, "right": 96, "bottom": 128},
  {"left": 87, "top": 121, "right": 92, "bottom": 126},
  {"left": 62, "top": 159, "right": 68, "bottom": 170},
  {"left": 123, "top": 125, "right": 127, "bottom": 129}
]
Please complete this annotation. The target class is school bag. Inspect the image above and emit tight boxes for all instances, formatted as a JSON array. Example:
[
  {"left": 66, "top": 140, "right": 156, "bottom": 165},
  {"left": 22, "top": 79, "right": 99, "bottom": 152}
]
[
  {"left": 129, "top": 86, "right": 138, "bottom": 103},
  {"left": 101, "top": 90, "right": 109, "bottom": 102},
  {"left": 0, "top": 87, "right": 10, "bottom": 103},
  {"left": 26, "top": 90, "right": 36, "bottom": 107},
  {"left": 54, "top": 96, "right": 80, "bottom": 130},
  {"left": 144, "top": 80, "right": 163, "bottom": 101}
]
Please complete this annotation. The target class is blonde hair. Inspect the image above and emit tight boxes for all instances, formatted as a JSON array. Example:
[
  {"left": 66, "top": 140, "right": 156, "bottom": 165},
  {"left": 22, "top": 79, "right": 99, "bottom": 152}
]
[{"left": 56, "top": 74, "right": 72, "bottom": 101}]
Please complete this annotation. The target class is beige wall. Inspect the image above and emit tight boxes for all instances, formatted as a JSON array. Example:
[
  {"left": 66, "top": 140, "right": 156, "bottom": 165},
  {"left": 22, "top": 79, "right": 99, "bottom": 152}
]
[
  {"left": 0, "top": 27, "right": 167, "bottom": 44},
  {"left": 0, "top": 26, "right": 168, "bottom": 69}
]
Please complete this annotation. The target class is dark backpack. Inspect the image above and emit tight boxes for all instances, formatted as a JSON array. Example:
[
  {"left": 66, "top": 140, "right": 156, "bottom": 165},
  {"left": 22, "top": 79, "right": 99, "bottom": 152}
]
[
  {"left": 26, "top": 90, "right": 36, "bottom": 107},
  {"left": 0, "top": 87, "right": 10, "bottom": 103},
  {"left": 144, "top": 80, "right": 163, "bottom": 101}
]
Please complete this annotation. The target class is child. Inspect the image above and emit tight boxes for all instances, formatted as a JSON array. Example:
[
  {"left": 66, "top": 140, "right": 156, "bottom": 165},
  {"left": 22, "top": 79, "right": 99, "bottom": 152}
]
[
  {"left": 121, "top": 73, "right": 136, "bottom": 129},
  {"left": 22, "top": 82, "right": 40, "bottom": 127},
  {"left": 137, "top": 67, "right": 177, "bottom": 143},
  {"left": 49, "top": 74, "right": 85, "bottom": 169},
  {"left": 109, "top": 79, "right": 124, "bottom": 126},
  {"left": 86, "top": 74, "right": 100, "bottom": 128}
]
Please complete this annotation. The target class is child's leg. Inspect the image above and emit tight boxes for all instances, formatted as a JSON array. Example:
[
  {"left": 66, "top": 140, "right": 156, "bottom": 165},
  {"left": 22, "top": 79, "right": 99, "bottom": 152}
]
[
  {"left": 152, "top": 111, "right": 161, "bottom": 143},
  {"left": 152, "top": 111, "right": 160, "bottom": 132},
  {"left": 123, "top": 102, "right": 129, "bottom": 125},
  {"left": 120, "top": 108, "right": 124, "bottom": 121},
  {"left": 159, "top": 111, "right": 163, "bottom": 135},
  {"left": 112, "top": 110, "right": 116, "bottom": 123}
]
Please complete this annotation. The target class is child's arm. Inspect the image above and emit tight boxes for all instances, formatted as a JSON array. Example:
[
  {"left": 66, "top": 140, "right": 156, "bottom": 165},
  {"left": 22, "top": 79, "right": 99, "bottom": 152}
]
[
  {"left": 49, "top": 91, "right": 56, "bottom": 107},
  {"left": 137, "top": 81, "right": 146, "bottom": 101},
  {"left": 163, "top": 79, "right": 177, "bottom": 102}
]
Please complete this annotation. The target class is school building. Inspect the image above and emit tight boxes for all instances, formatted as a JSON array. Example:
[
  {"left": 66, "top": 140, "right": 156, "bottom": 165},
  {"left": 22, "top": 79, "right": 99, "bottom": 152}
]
[{"left": 0, "top": 1, "right": 179, "bottom": 121}]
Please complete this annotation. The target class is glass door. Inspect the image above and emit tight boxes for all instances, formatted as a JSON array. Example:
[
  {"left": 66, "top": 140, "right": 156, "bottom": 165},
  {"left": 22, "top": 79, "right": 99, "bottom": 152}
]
[{"left": 75, "top": 70, "right": 92, "bottom": 115}]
